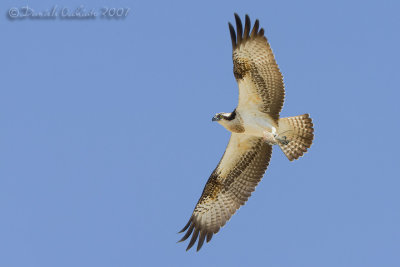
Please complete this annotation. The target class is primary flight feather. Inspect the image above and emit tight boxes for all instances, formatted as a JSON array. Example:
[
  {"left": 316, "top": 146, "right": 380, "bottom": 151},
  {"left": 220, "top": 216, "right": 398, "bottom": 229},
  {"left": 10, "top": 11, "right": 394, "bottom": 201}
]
[{"left": 179, "top": 14, "right": 314, "bottom": 251}]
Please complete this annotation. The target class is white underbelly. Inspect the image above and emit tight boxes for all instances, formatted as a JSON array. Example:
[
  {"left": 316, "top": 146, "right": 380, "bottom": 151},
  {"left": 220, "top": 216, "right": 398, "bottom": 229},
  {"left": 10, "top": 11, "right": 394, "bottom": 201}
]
[{"left": 240, "top": 110, "right": 277, "bottom": 137}]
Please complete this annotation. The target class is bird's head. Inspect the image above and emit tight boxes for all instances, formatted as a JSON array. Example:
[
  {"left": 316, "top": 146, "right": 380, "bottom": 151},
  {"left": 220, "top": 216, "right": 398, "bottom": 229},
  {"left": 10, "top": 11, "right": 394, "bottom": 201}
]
[
  {"left": 212, "top": 110, "right": 242, "bottom": 133},
  {"left": 212, "top": 110, "right": 237, "bottom": 123},
  {"left": 212, "top": 113, "right": 224, "bottom": 122}
]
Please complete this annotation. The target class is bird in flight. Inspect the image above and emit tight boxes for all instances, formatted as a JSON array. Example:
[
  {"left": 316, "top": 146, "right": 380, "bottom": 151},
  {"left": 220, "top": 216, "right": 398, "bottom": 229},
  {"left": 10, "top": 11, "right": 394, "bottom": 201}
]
[{"left": 178, "top": 14, "right": 314, "bottom": 251}]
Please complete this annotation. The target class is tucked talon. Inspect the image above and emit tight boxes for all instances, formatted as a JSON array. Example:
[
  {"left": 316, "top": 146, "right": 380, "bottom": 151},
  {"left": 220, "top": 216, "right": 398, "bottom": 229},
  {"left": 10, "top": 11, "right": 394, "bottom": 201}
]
[
  {"left": 276, "top": 135, "right": 289, "bottom": 145},
  {"left": 263, "top": 131, "right": 278, "bottom": 145}
]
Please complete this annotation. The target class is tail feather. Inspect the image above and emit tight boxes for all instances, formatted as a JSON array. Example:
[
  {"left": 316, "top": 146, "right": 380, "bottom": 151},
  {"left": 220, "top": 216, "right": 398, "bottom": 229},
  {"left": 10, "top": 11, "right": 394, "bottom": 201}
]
[{"left": 278, "top": 114, "right": 314, "bottom": 161}]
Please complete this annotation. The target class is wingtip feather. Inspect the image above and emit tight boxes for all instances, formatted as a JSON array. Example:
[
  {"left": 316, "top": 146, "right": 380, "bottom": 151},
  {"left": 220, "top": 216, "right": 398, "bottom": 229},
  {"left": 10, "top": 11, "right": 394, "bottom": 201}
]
[
  {"left": 178, "top": 223, "right": 194, "bottom": 243},
  {"left": 186, "top": 228, "right": 200, "bottom": 251},
  {"left": 251, "top": 19, "right": 259, "bottom": 37},
  {"left": 196, "top": 231, "right": 206, "bottom": 251},
  {"left": 206, "top": 232, "right": 213, "bottom": 243},
  {"left": 178, "top": 218, "right": 191, "bottom": 233},
  {"left": 244, "top": 14, "right": 251, "bottom": 40},
  {"left": 259, "top": 28, "right": 265, "bottom": 37},
  {"left": 234, "top": 13, "right": 243, "bottom": 46},
  {"left": 228, "top": 22, "right": 237, "bottom": 49}
]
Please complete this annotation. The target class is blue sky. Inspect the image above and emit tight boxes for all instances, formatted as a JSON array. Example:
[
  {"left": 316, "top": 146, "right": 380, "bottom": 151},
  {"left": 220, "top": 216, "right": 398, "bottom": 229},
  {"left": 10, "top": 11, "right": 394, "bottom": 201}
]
[{"left": 1, "top": 0, "right": 399, "bottom": 266}]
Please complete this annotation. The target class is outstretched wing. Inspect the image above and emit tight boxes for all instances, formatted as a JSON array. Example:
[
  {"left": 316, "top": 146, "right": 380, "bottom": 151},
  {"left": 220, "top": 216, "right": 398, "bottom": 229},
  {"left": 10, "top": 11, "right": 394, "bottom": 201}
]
[
  {"left": 178, "top": 134, "right": 272, "bottom": 251},
  {"left": 229, "top": 14, "right": 285, "bottom": 122}
]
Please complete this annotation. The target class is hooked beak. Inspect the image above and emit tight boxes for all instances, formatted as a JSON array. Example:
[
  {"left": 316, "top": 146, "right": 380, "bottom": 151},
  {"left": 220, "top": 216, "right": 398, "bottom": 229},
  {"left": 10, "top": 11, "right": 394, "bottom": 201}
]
[{"left": 212, "top": 115, "right": 220, "bottom": 122}]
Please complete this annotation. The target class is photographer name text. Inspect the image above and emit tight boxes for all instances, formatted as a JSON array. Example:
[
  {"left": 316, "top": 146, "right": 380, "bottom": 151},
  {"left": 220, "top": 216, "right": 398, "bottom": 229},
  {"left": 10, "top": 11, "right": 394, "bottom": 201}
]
[{"left": 8, "top": 5, "right": 130, "bottom": 19}]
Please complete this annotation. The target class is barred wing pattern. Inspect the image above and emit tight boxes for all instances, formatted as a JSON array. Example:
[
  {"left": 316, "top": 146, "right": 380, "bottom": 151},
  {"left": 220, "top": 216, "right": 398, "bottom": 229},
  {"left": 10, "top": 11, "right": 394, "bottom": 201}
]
[
  {"left": 230, "top": 14, "right": 285, "bottom": 122},
  {"left": 179, "top": 134, "right": 272, "bottom": 251}
]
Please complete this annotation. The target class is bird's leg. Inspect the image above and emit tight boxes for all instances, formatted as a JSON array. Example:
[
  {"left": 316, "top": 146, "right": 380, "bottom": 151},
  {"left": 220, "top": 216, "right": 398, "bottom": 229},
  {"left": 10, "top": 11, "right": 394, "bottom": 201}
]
[
  {"left": 262, "top": 131, "right": 278, "bottom": 145},
  {"left": 263, "top": 131, "right": 289, "bottom": 145},
  {"left": 275, "top": 135, "right": 289, "bottom": 145}
]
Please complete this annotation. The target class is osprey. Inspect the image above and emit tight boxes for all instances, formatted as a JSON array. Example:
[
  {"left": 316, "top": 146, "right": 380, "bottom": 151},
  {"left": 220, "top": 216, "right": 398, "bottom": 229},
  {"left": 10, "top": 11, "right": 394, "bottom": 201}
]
[{"left": 179, "top": 14, "right": 314, "bottom": 251}]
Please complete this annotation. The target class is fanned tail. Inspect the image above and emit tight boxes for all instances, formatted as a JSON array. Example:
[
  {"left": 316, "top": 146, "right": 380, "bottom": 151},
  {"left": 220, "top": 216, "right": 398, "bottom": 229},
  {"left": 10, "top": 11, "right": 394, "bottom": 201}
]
[{"left": 277, "top": 114, "right": 314, "bottom": 161}]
